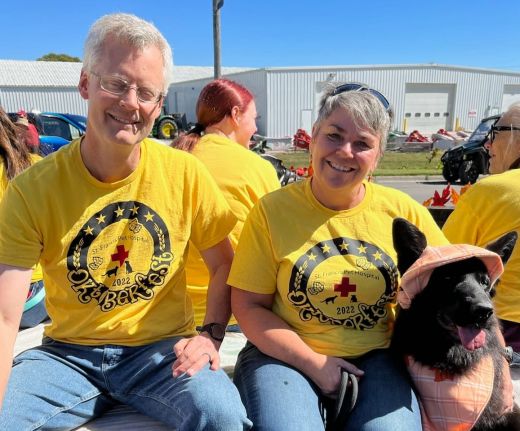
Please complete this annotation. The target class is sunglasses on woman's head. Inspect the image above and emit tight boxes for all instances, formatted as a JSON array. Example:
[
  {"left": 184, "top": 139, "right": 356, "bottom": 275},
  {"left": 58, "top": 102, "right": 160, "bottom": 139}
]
[
  {"left": 489, "top": 125, "right": 520, "bottom": 143},
  {"left": 331, "top": 83, "right": 390, "bottom": 112}
]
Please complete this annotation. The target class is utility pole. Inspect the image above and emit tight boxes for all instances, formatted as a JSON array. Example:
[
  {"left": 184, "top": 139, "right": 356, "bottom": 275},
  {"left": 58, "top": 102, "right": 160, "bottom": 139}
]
[{"left": 213, "top": 0, "right": 224, "bottom": 79}]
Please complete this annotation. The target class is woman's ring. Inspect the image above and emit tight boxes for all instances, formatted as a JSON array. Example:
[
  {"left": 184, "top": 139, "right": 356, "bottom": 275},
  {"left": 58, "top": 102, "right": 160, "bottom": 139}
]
[{"left": 201, "top": 352, "right": 212, "bottom": 363}]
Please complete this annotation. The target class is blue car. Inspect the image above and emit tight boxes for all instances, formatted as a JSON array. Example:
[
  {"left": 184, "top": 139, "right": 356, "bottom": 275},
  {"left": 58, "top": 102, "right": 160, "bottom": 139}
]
[
  {"left": 9, "top": 112, "right": 87, "bottom": 155},
  {"left": 36, "top": 112, "right": 87, "bottom": 155}
]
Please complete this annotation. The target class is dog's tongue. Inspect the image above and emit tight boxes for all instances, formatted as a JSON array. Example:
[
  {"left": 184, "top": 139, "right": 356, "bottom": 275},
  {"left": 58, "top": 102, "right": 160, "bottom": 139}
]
[{"left": 457, "top": 326, "right": 486, "bottom": 350}]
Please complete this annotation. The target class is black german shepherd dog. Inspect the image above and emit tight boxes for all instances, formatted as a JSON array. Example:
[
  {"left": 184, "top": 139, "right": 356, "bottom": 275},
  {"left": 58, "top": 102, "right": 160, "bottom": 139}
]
[{"left": 391, "top": 218, "right": 520, "bottom": 431}]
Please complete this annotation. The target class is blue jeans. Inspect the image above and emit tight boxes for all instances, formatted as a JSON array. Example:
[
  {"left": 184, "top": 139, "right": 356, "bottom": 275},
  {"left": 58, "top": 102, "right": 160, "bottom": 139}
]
[
  {"left": 233, "top": 344, "right": 421, "bottom": 431},
  {"left": 0, "top": 337, "right": 251, "bottom": 431}
]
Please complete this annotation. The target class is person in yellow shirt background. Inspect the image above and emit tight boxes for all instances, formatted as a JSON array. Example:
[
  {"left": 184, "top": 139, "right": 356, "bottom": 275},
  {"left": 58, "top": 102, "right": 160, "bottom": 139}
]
[
  {"left": 172, "top": 78, "right": 280, "bottom": 331},
  {"left": 443, "top": 102, "right": 520, "bottom": 404},
  {"left": 0, "top": 107, "right": 47, "bottom": 329}
]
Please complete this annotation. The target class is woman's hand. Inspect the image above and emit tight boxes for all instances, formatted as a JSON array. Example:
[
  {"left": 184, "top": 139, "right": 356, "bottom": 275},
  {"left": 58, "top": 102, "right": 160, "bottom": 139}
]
[{"left": 303, "top": 353, "right": 364, "bottom": 397}]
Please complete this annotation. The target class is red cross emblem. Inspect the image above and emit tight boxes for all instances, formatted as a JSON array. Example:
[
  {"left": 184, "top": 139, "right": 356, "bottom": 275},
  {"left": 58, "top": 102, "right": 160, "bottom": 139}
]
[
  {"left": 111, "top": 245, "right": 129, "bottom": 267},
  {"left": 334, "top": 277, "right": 357, "bottom": 297}
]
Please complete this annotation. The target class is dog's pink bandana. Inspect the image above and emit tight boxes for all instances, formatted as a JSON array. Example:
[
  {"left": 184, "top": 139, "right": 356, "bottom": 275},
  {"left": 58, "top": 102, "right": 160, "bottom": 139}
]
[
  {"left": 406, "top": 355, "right": 494, "bottom": 431},
  {"left": 398, "top": 244, "right": 504, "bottom": 310}
]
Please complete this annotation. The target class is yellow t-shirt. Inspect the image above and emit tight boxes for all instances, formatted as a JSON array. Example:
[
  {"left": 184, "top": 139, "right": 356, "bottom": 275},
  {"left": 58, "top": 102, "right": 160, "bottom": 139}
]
[
  {"left": 0, "top": 153, "right": 43, "bottom": 282},
  {"left": 443, "top": 169, "right": 520, "bottom": 323},
  {"left": 186, "top": 133, "right": 280, "bottom": 326},
  {"left": 0, "top": 139, "right": 236, "bottom": 345},
  {"left": 228, "top": 179, "right": 448, "bottom": 358}
]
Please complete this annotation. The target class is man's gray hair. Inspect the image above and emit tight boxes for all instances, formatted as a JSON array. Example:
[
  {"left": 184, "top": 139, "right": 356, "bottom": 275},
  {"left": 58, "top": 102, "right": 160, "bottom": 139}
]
[
  {"left": 313, "top": 83, "right": 392, "bottom": 155},
  {"left": 82, "top": 13, "right": 174, "bottom": 93}
]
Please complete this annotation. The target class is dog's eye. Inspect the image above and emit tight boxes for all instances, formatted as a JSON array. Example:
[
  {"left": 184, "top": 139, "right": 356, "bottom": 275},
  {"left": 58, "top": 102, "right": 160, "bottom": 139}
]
[{"left": 479, "top": 273, "right": 491, "bottom": 289}]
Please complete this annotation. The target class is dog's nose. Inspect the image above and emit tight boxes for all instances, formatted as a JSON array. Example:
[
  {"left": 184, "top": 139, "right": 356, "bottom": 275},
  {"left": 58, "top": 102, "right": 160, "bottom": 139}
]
[{"left": 474, "top": 305, "right": 493, "bottom": 325}]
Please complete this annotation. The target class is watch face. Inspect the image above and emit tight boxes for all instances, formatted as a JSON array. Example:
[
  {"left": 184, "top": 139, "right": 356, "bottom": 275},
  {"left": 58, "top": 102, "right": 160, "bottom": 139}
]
[{"left": 210, "top": 323, "right": 226, "bottom": 340}]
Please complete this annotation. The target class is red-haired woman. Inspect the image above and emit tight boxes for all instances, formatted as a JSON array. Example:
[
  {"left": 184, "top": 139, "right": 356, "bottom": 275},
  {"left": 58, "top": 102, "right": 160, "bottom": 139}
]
[{"left": 172, "top": 79, "right": 280, "bottom": 332}]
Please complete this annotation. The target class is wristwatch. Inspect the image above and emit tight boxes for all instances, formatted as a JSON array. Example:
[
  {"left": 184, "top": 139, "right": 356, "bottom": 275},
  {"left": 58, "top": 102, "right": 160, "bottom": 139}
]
[{"left": 196, "top": 322, "right": 226, "bottom": 342}]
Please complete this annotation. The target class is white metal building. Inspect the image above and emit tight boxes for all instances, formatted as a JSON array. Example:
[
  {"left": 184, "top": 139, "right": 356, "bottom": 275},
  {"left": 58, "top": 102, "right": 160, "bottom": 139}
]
[
  {"left": 0, "top": 59, "right": 250, "bottom": 115},
  {"left": 168, "top": 64, "right": 520, "bottom": 137},
  {"left": 3, "top": 61, "right": 520, "bottom": 138},
  {"left": 0, "top": 60, "right": 86, "bottom": 114}
]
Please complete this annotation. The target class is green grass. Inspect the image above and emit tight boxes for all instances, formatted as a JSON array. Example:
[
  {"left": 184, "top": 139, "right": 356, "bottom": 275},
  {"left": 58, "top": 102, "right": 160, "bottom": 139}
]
[{"left": 272, "top": 150, "right": 443, "bottom": 176}]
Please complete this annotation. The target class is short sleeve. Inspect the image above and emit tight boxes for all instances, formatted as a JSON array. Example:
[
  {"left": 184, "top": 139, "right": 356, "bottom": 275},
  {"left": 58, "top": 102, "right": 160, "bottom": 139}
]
[
  {"left": 413, "top": 203, "right": 450, "bottom": 247},
  {"left": 0, "top": 182, "right": 42, "bottom": 268},
  {"left": 228, "top": 201, "right": 278, "bottom": 294}
]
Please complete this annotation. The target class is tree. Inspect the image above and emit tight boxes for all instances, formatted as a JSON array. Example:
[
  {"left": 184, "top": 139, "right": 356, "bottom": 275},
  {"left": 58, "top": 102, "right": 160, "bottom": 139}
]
[{"left": 36, "top": 53, "right": 81, "bottom": 62}]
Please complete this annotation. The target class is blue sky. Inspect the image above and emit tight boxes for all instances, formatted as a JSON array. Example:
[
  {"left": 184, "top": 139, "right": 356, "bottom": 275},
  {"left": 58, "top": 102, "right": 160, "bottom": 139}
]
[{"left": 1, "top": 0, "right": 519, "bottom": 70}]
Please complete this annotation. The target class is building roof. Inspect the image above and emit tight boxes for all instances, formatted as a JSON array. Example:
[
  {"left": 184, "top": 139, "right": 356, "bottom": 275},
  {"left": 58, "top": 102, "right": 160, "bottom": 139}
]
[
  {"left": 0, "top": 60, "right": 252, "bottom": 87},
  {"left": 0, "top": 60, "right": 82, "bottom": 87},
  {"left": 261, "top": 63, "right": 520, "bottom": 76}
]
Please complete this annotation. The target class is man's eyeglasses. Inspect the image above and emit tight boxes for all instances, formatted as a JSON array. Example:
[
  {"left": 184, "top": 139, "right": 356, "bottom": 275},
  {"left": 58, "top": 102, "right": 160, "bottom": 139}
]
[
  {"left": 331, "top": 83, "right": 390, "bottom": 111},
  {"left": 489, "top": 125, "right": 520, "bottom": 143},
  {"left": 90, "top": 72, "right": 164, "bottom": 104}
]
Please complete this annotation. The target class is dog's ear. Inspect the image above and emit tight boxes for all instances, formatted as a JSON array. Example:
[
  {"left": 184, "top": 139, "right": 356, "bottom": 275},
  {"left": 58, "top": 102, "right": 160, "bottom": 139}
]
[
  {"left": 392, "top": 218, "right": 427, "bottom": 275},
  {"left": 486, "top": 231, "right": 518, "bottom": 266}
]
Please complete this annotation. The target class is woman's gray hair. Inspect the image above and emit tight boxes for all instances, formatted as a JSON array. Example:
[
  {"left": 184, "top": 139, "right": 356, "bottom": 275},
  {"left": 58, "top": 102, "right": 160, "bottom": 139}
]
[
  {"left": 313, "top": 83, "right": 392, "bottom": 155},
  {"left": 505, "top": 102, "right": 520, "bottom": 126},
  {"left": 499, "top": 102, "right": 520, "bottom": 170},
  {"left": 82, "top": 13, "right": 174, "bottom": 93}
]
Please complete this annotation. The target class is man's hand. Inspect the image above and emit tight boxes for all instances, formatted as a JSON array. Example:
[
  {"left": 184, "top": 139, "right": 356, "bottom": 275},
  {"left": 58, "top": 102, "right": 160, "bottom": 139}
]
[{"left": 171, "top": 334, "right": 221, "bottom": 377}]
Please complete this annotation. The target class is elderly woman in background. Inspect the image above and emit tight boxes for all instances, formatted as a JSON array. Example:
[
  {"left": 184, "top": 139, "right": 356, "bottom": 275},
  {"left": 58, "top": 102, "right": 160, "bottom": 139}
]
[
  {"left": 443, "top": 102, "right": 520, "bottom": 371},
  {"left": 228, "top": 83, "right": 448, "bottom": 430},
  {"left": 172, "top": 78, "right": 279, "bottom": 332},
  {"left": 0, "top": 107, "right": 47, "bottom": 328}
]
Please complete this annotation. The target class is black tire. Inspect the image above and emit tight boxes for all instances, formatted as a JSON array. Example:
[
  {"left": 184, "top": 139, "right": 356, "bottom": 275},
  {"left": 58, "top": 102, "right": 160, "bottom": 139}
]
[
  {"left": 157, "top": 118, "right": 178, "bottom": 139},
  {"left": 442, "top": 164, "right": 459, "bottom": 183},
  {"left": 458, "top": 160, "right": 480, "bottom": 184}
]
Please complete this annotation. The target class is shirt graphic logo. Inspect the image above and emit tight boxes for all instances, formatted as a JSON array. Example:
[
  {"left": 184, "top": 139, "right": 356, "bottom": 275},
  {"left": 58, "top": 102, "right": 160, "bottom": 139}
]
[
  {"left": 288, "top": 237, "right": 398, "bottom": 329},
  {"left": 66, "top": 201, "right": 173, "bottom": 312},
  {"left": 334, "top": 276, "right": 357, "bottom": 297}
]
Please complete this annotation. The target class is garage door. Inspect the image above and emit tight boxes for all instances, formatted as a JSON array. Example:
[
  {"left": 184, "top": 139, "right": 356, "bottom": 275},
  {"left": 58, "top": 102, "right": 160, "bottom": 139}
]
[
  {"left": 404, "top": 84, "right": 455, "bottom": 133},
  {"left": 502, "top": 85, "right": 520, "bottom": 112}
]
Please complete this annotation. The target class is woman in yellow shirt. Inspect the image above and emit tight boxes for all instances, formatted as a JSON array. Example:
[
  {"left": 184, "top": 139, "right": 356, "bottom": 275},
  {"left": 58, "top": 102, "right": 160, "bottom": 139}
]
[
  {"left": 228, "top": 84, "right": 448, "bottom": 430},
  {"left": 172, "top": 79, "right": 280, "bottom": 332},
  {"left": 0, "top": 107, "right": 47, "bottom": 328},
  {"left": 443, "top": 103, "right": 520, "bottom": 372}
]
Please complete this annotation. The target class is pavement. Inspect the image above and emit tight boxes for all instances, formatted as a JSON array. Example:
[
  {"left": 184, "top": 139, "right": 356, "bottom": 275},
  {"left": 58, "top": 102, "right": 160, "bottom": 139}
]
[{"left": 373, "top": 175, "right": 444, "bottom": 182}]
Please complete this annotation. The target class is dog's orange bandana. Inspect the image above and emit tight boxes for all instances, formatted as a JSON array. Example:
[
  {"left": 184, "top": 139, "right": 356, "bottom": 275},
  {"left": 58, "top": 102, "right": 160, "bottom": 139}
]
[
  {"left": 406, "top": 355, "right": 494, "bottom": 431},
  {"left": 398, "top": 244, "right": 504, "bottom": 310}
]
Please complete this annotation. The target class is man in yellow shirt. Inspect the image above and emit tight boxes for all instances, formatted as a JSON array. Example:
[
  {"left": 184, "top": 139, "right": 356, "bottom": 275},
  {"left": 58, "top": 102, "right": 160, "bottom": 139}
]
[{"left": 0, "top": 13, "right": 250, "bottom": 431}]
